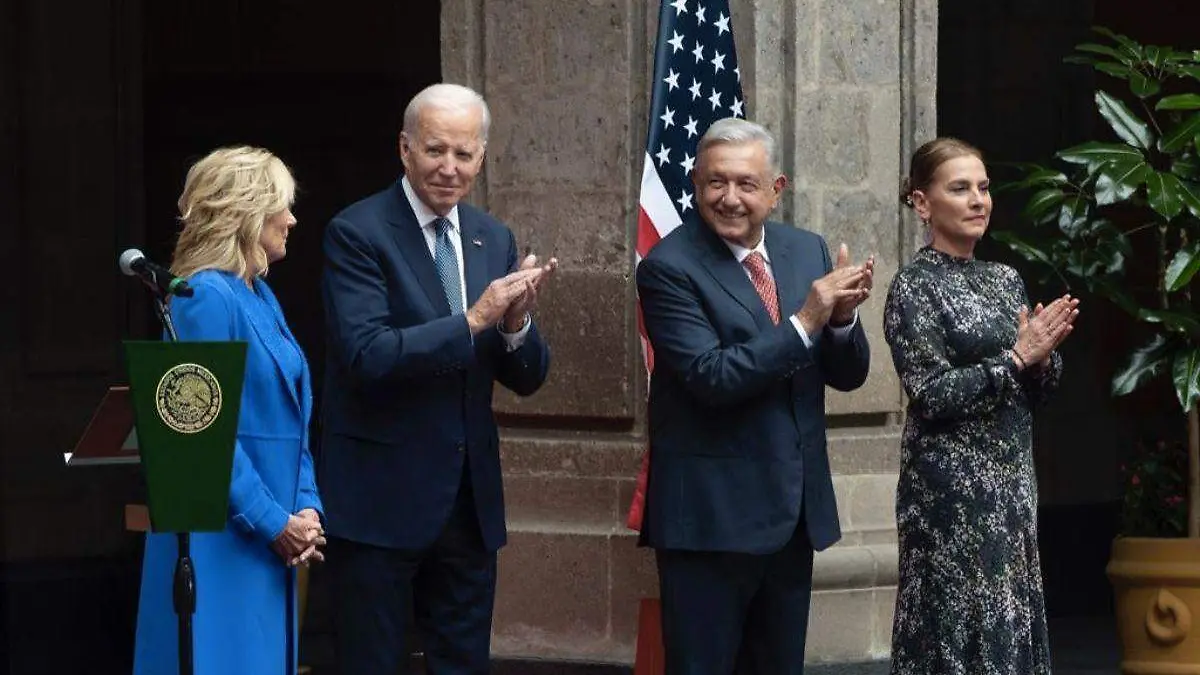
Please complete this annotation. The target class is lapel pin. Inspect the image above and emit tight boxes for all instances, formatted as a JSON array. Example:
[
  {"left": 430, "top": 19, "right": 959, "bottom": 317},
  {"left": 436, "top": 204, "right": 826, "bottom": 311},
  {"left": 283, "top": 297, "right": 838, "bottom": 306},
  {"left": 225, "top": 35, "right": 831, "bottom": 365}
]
[{"left": 471, "top": 238, "right": 483, "bottom": 247}]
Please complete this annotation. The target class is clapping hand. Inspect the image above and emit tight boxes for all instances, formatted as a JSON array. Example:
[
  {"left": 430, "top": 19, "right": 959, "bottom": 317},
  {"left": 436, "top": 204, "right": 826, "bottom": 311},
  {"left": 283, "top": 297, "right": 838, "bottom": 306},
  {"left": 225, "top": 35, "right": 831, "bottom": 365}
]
[
  {"left": 829, "top": 244, "right": 875, "bottom": 326},
  {"left": 502, "top": 253, "right": 559, "bottom": 332},
  {"left": 1013, "top": 294, "right": 1080, "bottom": 369},
  {"left": 795, "top": 244, "right": 871, "bottom": 335}
]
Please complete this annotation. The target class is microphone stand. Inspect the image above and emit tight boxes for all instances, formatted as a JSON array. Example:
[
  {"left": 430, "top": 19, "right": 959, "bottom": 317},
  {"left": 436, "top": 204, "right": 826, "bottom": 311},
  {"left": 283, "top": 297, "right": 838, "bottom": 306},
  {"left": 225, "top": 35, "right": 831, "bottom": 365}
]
[{"left": 149, "top": 287, "right": 196, "bottom": 675}]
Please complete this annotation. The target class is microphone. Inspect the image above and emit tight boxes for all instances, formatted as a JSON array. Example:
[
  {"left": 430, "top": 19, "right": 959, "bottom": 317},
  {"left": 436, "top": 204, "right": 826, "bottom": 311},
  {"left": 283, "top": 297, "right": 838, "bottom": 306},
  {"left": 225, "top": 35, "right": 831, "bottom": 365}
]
[{"left": 118, "top": 249, "right": 194, "bottom": 297}]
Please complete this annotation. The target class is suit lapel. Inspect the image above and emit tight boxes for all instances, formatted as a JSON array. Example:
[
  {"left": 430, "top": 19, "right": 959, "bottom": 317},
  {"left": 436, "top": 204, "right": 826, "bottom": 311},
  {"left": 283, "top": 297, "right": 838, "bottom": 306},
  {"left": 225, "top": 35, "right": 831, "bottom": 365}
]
[
  {"left": 693, "top": 222, "right": 774, "bottom": 332},
  {"left": 764, "top": 224, "right": 803, "bottom": 326},
  {"left": 224, "top": 275, "right": 303, "bottom": 414},
  {"left": 460, "top": 210, "right": 489, "bottom": 306},
  {"left": 386, "top": 182, "right": 452, "bottom": 316}
]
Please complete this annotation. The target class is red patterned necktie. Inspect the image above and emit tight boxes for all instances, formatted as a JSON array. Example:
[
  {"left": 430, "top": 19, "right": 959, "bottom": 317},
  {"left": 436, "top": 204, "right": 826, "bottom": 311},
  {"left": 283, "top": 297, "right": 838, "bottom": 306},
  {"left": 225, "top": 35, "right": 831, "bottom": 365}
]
[{"left": 743, "top": 252, "right": 781, "bottom": 325}]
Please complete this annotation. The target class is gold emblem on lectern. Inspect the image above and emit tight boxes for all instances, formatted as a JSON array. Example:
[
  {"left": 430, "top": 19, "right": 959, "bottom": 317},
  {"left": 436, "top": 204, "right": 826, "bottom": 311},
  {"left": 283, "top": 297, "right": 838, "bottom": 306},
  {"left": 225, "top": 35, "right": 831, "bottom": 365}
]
[{"left": 155, "top": 363, "right": 222, "bottom": 434}]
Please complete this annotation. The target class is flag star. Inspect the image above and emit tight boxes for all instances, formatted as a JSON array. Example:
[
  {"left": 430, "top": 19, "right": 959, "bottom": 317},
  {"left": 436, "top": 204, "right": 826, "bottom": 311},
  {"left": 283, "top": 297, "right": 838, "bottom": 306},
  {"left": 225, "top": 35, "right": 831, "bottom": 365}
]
[
  {"left": 681, "top": 152, "right": 696, "bottom": 175},
  {"left": 684, "top": 116, "right": 699, "bottom": 139},
  {"left": 734, "top": 66, "right": 741, "bottom": 81},
  {"left": 695, "top": 4, "right": 707, "bottom": 24},
  {"left": 656, "top": 144, "right": 671, "bottom": 167},
  {"left": 659, "top": 106, "right": 676, "bottom": 129},
  {"left": 670, "top": 0, "right": 688, "bottom": 16},
  {"left": 730, "top": 97, "right": 744, "bottom": 118},
  {"left": 664, "top": 68, "right": 680, "bottom": 91},
  {"left": 711, "top": 51, "right": 726, "bottom": 73},
  {"left": 677, "top": 189, "right": 693, "bottom": 213},
  {"left": 708, "top": 88, "right": 722, "bottom": 111},
  {"left": 689, "top": 78, "right": 703, "bottom": 101},
  {"left": 715, "top": 12, "right": 730, "bottom": 36},
  {"left": 667, "top": 31, "right": 685, "bottom": 54},
  {"left": 692, "top": 41, "right": 705, "bottom": 64}
]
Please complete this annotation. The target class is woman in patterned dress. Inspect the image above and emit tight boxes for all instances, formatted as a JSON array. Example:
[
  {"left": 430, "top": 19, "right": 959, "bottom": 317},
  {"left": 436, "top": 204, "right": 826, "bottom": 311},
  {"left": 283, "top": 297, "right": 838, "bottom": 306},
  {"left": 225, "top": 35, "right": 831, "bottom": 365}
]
[{"left": 884, "top": 137, "right": 1080, "bottom": 674}]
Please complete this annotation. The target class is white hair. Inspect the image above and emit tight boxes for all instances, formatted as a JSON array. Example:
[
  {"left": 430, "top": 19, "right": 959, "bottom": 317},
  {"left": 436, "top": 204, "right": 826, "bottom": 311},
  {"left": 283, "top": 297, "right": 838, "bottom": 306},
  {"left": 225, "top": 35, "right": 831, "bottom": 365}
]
[
  {"left": 403, "top": 83, "right": 491, "bottom": 144},
  {"left": 697, "top": 117, "right": 780, "bottom": 174}
]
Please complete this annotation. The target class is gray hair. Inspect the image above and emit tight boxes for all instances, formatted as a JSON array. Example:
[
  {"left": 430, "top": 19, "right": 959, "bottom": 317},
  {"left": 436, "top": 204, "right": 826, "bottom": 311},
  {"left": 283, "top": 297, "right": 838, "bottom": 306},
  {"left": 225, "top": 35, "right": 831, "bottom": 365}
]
[
  {"left": 403, "top": 83, "right": 491, "bottom": 144},
  {"left": 697, "top": 117, "right": 780, "bottom": 174}
]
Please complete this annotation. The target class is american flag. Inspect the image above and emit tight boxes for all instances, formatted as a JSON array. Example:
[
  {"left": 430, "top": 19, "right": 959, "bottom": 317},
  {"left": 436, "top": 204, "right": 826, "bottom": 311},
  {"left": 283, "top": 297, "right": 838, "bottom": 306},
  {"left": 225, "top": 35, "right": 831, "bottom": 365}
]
[{"left": 626, "top": 0, "right": 745, "bottom": 531}]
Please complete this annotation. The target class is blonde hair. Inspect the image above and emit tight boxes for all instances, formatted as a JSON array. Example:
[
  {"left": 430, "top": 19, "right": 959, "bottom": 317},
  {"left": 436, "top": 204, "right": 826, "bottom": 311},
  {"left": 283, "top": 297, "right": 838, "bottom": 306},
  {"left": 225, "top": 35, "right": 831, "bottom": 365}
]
[{"left": 171, "top": 146, "right": 296, "bottom": 280}]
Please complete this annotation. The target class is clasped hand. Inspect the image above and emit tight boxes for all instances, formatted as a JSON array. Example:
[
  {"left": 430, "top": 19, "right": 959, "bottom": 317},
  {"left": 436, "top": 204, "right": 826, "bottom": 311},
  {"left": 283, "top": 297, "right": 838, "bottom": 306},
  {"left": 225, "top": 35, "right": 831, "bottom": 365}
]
[
  {"left": 271, "top": 508, "right": 325, "bottom": 567},
  {"left": 466, "top": 254, "right": 559, "bottom": 335},
  {"left": 1012, "top": 294, "right": 1080, "bottom": 369},
  {"left": 794, "top": 244, "right": 875, "bottom": 335}
]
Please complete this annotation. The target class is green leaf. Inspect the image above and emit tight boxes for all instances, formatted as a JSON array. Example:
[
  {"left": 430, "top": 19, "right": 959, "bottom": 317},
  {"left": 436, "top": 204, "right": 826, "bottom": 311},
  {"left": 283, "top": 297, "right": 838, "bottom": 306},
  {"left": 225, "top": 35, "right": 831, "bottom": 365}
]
[
  {"left": 1179, "top": 65, "right": 1200, "bottom": 81},
  {"left": 1173, "top": 347, "right": 1200, "bottom": 411},
  {"left": 1023, "top": 188, "right": 1066, "bottom": 224},
  {"left": 1160, "top": 113, "right": 1200, "bottom": 154},
  {"left": 1166, "top": 241, "right": 1200, "bottom": 290},
  {"left": 1141, "top": 309, "right": 1200, "bottom": 337},
  {"left": 1174, "top": 156, "right": 1200, "bottom": 180},
  {"left": 1092, "top": 27, "right": 1144, "bottom": 60},
  {"left": 1178, "top": 179, "right": 1200, "bottom": 217},
  {"left": 1095, "top": 159, "right": 1151, "bottom": 204},
  {"left": 1057, "top": 141, "right": 1145, "bottom": 172},
  {"left": 1130, "top": 71, "right": 1162, "bottom": 99},
  {"left": 1096, "top": 62, "right": 1134, "bottom": 79},
  {"left": 991, "top": 231, "right": 1056, "bottom": 267},
  {"left": 1144, "top": 46, "right": 1165, "bottom": 68},
  {"left": 1058, "top": 193, "right": 1091, "bottom": 235},
  {"left": 1096, "top": 91, "right": 1154, "bottom": 149},
  {"left": 1157, "top": 94, "right": 1200, "bottom": 111},
  {"left": 1113, "top": 334, "right": 1172, "bottom": 396},
  {"left": 1147, "top": 171, "right": 1186, "bottom": 219},
  {"left": 999, "top": 168, "right": 1070, "bottom": 193},
  {"left": 1076, "top": 43, "right": 1131, "bottom": 62}
]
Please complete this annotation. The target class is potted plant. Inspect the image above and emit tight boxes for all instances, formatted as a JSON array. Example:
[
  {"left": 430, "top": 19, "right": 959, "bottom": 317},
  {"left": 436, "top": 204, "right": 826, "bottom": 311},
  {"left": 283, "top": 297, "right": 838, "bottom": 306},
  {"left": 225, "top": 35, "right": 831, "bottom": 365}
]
[{"left": 995, "top": 27, "right": 1200, "bottom": 670}]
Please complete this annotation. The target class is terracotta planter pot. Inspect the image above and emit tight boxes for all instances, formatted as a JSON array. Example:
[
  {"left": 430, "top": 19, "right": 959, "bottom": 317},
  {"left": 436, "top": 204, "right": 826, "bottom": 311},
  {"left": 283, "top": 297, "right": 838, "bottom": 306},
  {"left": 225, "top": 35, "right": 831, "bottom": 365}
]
[{"left": 1108, "top": 537, "right": 1200, "bottom": 673}]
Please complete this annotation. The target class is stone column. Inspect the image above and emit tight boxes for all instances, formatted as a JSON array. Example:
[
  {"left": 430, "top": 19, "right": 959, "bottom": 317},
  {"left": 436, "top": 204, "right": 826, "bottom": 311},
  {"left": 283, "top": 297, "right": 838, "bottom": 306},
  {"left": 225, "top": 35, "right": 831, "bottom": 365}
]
[{"left": 439, "top": 0, "right": 938, "bottom": 664}]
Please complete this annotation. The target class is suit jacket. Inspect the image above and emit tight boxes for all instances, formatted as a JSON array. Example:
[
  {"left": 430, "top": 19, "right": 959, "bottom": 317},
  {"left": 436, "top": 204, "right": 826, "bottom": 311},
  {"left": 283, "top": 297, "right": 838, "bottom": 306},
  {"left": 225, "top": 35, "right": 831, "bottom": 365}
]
[
  {"left": 135, "top": 270, "right": 321, "bottom": 675},
  {"left": 637, "top": 219, "right": 869, "bottom": 554},
  {"left": 319, "top": 179, "right": 550, "bottom": 552}
]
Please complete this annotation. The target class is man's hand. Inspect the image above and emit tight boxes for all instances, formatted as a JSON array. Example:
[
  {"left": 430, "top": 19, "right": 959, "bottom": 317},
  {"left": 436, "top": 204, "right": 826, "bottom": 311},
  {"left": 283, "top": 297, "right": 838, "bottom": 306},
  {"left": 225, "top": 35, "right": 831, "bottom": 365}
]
[
  {"left": 794, "top": 245, "right": 869, "bottom": 335},
  {"left": 466, "top": 266, "right": 545, "bottom": 335},
  {"left": 503, "top": 254, "right": 559, "bottom": 332},
  {"left": 829, "top": 244, "right": 874, "bottom": 326}
]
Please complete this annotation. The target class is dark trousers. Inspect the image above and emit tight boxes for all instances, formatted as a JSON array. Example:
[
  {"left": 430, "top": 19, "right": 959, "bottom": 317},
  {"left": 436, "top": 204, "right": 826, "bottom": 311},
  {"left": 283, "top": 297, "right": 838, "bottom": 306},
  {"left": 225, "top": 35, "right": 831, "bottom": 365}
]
[
  {"left": 329, "top": 467, "right": 496, "bottom": 675},
  {"left": 656, "top": 521, "right": 815, "bottom": 675}
]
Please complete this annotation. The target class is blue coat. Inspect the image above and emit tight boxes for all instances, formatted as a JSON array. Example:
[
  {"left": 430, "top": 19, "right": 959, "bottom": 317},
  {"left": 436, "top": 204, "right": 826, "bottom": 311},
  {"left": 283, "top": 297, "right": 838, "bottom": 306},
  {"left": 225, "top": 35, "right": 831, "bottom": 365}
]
[
  {"left": 133, "top": 270, "right": 322, "bottom": 675},
  {"left": 319, "top": 179, "right": 550, "bottom": 553},
  {"left": 637, "top": 220, "right": 870, "bottom": 554}
]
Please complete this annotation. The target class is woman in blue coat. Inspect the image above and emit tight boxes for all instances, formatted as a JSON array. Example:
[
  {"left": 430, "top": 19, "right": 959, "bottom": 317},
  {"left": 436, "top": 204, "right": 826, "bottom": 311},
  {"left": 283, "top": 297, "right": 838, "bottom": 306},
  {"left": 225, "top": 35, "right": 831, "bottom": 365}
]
[{"left": 133, "top": 146, "right": 325, "bottom": 675}]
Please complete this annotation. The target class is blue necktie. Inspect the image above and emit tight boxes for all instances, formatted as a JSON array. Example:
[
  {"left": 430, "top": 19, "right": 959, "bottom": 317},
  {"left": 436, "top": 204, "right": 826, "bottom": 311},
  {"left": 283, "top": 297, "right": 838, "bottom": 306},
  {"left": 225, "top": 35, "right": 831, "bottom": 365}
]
[{"left": 432, "top": 217, "right": 463, "bottom": 314}]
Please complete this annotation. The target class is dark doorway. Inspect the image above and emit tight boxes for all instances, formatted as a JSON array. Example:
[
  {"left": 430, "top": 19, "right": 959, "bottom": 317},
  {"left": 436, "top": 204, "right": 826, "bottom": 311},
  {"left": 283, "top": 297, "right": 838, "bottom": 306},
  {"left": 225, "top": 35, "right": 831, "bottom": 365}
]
[{"left": 0, "top": 2, "right": 439, "bottom": 673}]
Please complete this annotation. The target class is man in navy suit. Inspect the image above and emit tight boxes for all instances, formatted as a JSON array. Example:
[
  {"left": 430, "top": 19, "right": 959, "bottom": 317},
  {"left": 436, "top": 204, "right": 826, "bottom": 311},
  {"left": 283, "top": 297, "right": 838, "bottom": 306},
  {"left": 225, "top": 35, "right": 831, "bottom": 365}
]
[
  {"left": 637, "top": 117, "right": 872, "bottom": 674},
  {"left": 319, "top": 83, "right": 555, "bottom": 675}
]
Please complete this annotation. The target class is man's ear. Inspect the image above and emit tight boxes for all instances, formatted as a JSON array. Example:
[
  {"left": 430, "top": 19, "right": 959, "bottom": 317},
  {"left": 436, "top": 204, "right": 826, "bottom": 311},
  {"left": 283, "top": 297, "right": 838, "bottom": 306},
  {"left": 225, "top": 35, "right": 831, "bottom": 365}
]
[{"left": 773, "top": 174, "right": 789, "bottom": 195}]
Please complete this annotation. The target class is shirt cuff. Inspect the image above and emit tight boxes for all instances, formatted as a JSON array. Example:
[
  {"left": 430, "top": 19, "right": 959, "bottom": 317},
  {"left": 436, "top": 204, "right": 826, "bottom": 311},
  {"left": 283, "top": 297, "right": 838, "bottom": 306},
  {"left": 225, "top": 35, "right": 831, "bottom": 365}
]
[
  {"left": 826, "top": 311, "right": 859, "bottom": 340},
  {"left": 788, "top": 314, "right": 813, "bottom": 348},
  {"left": 498, "top": 313, "right": 531, "bottom": 352}
]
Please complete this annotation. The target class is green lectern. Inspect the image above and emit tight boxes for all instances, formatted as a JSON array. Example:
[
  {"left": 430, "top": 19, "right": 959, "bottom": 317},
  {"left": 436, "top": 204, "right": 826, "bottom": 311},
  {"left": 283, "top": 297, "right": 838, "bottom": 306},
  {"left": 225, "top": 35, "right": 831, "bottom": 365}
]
[{"left": 123, "top": 339, "right": 246, "bottom": 675}]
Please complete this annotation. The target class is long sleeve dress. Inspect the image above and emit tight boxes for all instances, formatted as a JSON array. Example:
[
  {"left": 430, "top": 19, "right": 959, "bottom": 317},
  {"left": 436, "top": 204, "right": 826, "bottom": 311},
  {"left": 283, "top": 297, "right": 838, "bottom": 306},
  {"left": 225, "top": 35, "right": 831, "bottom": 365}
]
[{"left": 883, "top": 246, "right": 1062, "bottom": 675}]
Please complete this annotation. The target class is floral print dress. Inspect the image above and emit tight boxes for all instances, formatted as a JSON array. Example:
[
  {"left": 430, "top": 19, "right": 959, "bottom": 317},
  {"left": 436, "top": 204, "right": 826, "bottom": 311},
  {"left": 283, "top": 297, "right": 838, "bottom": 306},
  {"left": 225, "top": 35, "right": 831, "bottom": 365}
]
[{"left": 883, "top": 246, "right": 1062, "bottom": 674}]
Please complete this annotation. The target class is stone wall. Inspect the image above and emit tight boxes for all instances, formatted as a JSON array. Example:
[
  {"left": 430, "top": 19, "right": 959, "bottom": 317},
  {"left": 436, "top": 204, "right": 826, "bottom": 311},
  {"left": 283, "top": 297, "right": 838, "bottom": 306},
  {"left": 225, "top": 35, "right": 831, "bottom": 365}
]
[{"left": 439, "top": 0, "right": 938, "bottom": 664}]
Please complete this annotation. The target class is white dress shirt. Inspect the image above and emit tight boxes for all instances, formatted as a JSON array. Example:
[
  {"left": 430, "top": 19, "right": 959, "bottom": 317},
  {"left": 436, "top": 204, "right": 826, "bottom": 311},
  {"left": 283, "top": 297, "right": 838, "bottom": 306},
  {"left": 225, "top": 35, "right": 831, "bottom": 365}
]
[
  {"left": 401, "top": 176, "right": 530, "bottom": 350},
  {"left": 723, "top": 236, "right": 858, "bottom": 346}
]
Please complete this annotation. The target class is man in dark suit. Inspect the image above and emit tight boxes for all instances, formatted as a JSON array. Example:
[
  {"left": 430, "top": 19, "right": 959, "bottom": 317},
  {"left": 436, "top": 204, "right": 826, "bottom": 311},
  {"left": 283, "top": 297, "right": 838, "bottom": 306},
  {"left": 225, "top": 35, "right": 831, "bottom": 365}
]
[
  {"left": 319, "top": 83, "right": 555, "bottom": 675},
  {"left": 637, "top": 117, "right": 872, "bottom": 674}
]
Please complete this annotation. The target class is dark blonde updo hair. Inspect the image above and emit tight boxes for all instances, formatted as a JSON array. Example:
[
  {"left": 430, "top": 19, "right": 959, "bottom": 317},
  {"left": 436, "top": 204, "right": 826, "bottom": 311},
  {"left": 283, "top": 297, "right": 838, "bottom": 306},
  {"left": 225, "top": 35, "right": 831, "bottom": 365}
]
[{"left": 900, "top": 137, "right": 983, "bottom": 208}]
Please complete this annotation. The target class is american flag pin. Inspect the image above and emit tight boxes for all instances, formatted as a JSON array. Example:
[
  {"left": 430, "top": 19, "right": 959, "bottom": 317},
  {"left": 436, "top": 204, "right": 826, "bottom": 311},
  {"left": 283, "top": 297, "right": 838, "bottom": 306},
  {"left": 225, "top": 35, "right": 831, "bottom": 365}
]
[{"left": 471, "top": 238, "right": 483, "bottom": 247}]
